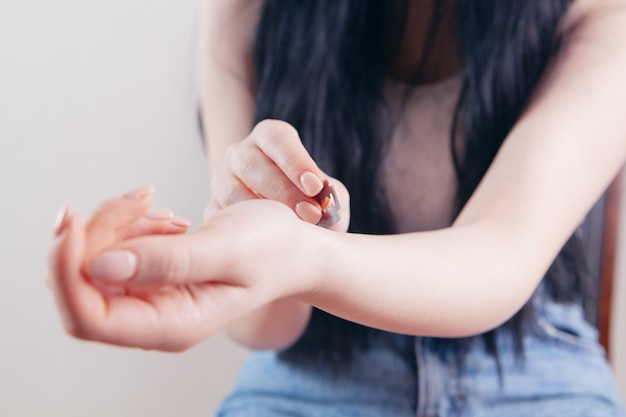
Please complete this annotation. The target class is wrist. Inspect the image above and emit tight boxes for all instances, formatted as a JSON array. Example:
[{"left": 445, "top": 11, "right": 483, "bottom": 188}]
[{"left": 289, "top": 222, "right": 337, "bottom": 304}]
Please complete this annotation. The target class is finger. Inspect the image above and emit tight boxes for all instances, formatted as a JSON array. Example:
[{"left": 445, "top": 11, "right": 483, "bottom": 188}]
[
  {"left": 116, "top": 210, "right": 191, "bottom": 240},
  {"left": 252, "top": 120, "right": 325, "bottom": 197},
  {"left": 85, "top": 200, "right": 293, "bottom": 287},
  {"left": 49, "top": 207, "right": 201, "bottom": 350},
  {"left": 86, "top": 185, "right": 155, "bottom": 233},
  {"left": 229, "top": 145, "right": 322, "bottom": 224},
  {"left": 84, "top": 185, "right": 155, "bottom": 258},
  {"left": 211, "top": 172, "right": 258, "bottom": 208},
  {"left": 89, "top": 281, "right": 256, "bottom": 351},
  {"left": 85, "top": 232, "right": 222, "bottom": 287},
  {"left": 49, "top": 207, "right": 108, "bottom": 339}
]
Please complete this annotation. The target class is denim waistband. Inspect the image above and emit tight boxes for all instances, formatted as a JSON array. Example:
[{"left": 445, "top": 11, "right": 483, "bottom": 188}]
[{"left": 217, "top": 299, "right": 625, "bottom": 416}]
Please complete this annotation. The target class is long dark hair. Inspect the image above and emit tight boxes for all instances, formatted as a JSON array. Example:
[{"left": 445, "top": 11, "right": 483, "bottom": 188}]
[{"left": 252, "top": 0, "right": 582, "bottom": 366}]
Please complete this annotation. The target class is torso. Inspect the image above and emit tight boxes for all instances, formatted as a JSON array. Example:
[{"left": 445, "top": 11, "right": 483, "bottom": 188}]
[
  {"left": 379, "top": 0, "right": 595, "bottom": 234},
  {"left": 380, "top": 73, "right": 463, "bottom": 234},
  {"left": 380, "top": 0, "right": 462, "bottom": 234}
]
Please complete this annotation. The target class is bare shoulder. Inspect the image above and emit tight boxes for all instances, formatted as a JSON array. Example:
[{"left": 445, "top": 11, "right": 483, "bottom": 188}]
[
  {"left": 569, "top": 0, "right": 626, "bottom": 19},
  {"left": 567, "top": 0, "right": 626, "bottom": 55},
  {"left": 454, "top": 0, "right": 626, "bottom": 278}
]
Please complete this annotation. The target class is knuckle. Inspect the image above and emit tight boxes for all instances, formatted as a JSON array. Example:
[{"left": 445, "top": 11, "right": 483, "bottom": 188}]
[
  {"left": 281, "top": 154, "right": 301, "bottom": 176},
  {"left": 162, "top": 246, "right": 191, "bottom": 284},
  {"left": 216, "top": 180, "right": 247, "bottom": 207},
  {"left": 263, "top": 131, "right": 288, "bottom": 150},
  {"left": 223, "top": 143, "right": 236, "bottom": 160},
  {"left": 234, "top": 147, "right": 258, "bottom": 178},
  {"left": 253, "top": 119, "right": 273, "bottom": 132},
  {"left": 221, "top": 187, "right": 241, "bottom": 207},
  {"left": 272, "top": 180, "right": 295, "bottom": 202},
  {"left": 255, "top": 118, "right": 296, "bottom": 134},
  {"left": 223, "top": 142, "right": 244, "bottom": 166},
  {"left": 255, "top": 119, "right": 299, "bottom": 148},
  {"left": 213, "top": 177, "right": 243, "bottom": 207}
]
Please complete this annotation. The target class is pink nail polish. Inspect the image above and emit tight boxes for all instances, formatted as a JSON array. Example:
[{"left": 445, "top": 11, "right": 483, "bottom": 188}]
[
  {"left": 300, "top": 172, "right": 324, "bottom": 196},
  {"left": 123, "top": 185, "right": 155, "bottom": 199},
  {"left": 171, "top": 216, "right": 191, "bottom": 227},
  {"left": 144, "top": 209, "right": 173, "bottom": 220},
  {"left": 89, "top": 250, "right": 137, "bottom": 282},
  {"left": 295, "top": 201, "right": 322, "bottom": 224},
  {"left": 54, "top": 205, "right": 70, "bottom": 236}
]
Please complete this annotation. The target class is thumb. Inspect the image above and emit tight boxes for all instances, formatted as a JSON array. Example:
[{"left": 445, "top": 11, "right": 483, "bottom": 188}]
[
  {"left": 85, "top": 199, "right": 297, "bottom": 288},
  {"left": 85, "top": 228, "right": 230, "bottom": 286},
  {"left": 49, "top": 207, "right": 108, "bottom": 338}
]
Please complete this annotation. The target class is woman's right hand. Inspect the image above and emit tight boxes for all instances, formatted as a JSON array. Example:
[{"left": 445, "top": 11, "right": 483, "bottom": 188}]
[{"left": 207, "top": 119, "right": 350, "bottom": 232}]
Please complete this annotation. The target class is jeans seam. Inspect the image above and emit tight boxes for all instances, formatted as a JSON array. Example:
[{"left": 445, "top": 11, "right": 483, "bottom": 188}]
[{"left": 535, "top": 315, "right": 603, "bottom": 355}]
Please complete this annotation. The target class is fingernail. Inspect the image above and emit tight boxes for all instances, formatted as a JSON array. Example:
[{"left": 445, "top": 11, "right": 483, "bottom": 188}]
[
  {"left": 54, "top": 205, "right": 70, "bottom": 236},
  {"left": 89, "top": 250, "right": 137, "bottom": 282},
  {"left": 144, "top": 208, "right": 173, "bottom": 220},
  {"left": 123, "top": 185, "right": 155, "bottom": 199},
  {"left": 295, "top": 201, "right": 322, "bottom": 224},
  {"left": 300, "top": 172, "right": 323, "bottom": 196},
  {"left": 171, "top": 216, "right": 191, "bottom": 227}
]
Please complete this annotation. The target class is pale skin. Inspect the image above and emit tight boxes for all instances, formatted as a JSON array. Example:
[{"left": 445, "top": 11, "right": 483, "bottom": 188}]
[{"left": 50, "top": 0, "right": 626, "bottom": 352}]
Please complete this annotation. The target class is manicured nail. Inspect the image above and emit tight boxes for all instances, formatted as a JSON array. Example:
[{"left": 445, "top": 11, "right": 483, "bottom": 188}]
[
  {"left": 144, "top": 208, "right": 173, "bottom": 220},
  {"left": 89, "top": 250, "right": 137, "bottom": 282},
  {"left": 300, "top": 172, "right": 324, "bottom": 196},
  {"left": 171, "top": 216, "right": 191, "bottom": 227},
  {"left": 295, "top": 201, "right": 322, "bottom": 224},
  {"left": 123, "top": 185, "right": 155, "bottom": 199},
  {"left": 54, "top": 205, "right": 70, "bottom": 236}
]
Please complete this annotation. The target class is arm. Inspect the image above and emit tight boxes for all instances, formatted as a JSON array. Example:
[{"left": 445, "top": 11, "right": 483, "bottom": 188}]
[
  {"left": 295, "top": 0, "right": 626, "bottom": 336},
  {"left": 197, "top": 0, "right": 313, "bottom": 350},
  {"left": 51, "top": 0, "right": 626, "bottom": 352},
  {"left": 197, "top": 0, "right": 258, "bottom": 171}
]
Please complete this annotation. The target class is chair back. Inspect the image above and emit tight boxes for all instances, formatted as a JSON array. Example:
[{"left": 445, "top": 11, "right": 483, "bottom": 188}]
[{"left": 581, "top": 173, "right": 622, "bottom": 357}]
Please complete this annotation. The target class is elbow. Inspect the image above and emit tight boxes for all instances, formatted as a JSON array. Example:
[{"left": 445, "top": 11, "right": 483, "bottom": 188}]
[
  {"left": 225, "top": 326, "right": 305, "bottom": 351},
  {"left": 426, "top": 251, "right": 547, "bottom": 339}
]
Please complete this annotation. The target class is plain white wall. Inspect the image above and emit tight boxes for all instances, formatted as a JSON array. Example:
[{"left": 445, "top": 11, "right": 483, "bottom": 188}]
[
  {"left": 0, "top": 1, "right": 248, "bottom": 416},
  {"left": 0, "top": 1, "right": 624, "bottom": 416}
]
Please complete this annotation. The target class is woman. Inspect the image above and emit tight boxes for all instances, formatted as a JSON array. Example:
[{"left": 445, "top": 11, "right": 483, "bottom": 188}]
[{"left": 50, "top": 0, "right": 626, "bottom": 415}]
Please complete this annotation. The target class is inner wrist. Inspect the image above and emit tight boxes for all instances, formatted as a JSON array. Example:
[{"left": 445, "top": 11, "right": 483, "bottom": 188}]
[{"left": 291, "top": 223, "right": 338, "bottom": 305}]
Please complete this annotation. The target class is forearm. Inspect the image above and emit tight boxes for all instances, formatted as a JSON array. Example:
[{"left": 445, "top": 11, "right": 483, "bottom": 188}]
[
  {"left": 224, "top": 298, "right": 312, "bottom": 350},
  {"left": 296, "top": 8, "right": 626, "bottom": 337},
  {"left": 297, "top": 222, "right": 549, "bottom": 338}
]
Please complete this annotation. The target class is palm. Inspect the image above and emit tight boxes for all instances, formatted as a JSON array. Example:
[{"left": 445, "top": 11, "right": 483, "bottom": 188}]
[
  {"left": 51, "top": 193, "right": 304, "bottom": 351},
  {"left": 96, "top": 281, "right": 249, "bottom": 351}
]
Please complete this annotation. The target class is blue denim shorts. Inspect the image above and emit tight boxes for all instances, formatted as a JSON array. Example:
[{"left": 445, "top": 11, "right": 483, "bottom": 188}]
[{"left": 216, "top": 298, "right": 625, "bottom": 416}]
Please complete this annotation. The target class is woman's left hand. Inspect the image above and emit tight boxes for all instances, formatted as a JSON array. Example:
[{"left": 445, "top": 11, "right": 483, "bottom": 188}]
[{"left": 49, "top": 188, "right": 319, "bottom": 352}]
